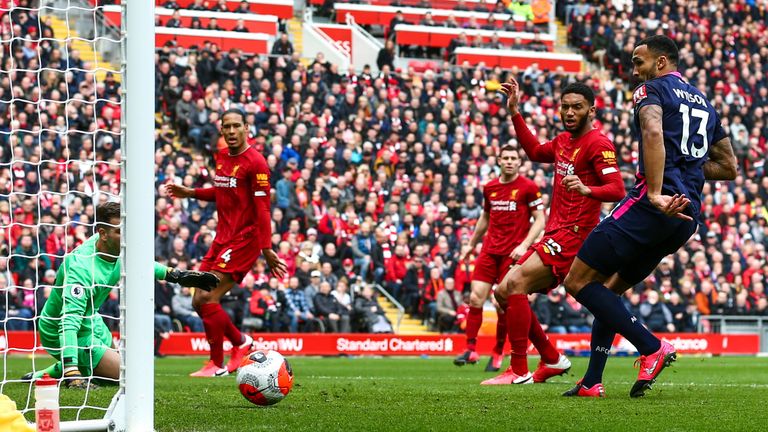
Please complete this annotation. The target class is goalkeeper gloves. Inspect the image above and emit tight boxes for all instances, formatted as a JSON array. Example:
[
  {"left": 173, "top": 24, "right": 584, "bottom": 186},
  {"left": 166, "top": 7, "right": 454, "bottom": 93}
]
[
  {"left": 165, "top": 268, "right": 219, "bottom": 291},
  {"left": 62, "top": 366, "right": 98, "bottom": 390}
]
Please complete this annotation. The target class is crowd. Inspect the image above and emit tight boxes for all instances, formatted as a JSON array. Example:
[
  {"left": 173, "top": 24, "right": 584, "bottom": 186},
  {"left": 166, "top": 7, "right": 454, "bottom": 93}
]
[{"left": 0, "top": 0, "right": 767, "bottom": 340}]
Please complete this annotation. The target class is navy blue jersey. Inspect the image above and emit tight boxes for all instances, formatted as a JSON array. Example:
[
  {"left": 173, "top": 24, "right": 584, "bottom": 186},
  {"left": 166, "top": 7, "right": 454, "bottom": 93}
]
[{"left": 632, "top": 72, "right": 727, "bottom": 221}]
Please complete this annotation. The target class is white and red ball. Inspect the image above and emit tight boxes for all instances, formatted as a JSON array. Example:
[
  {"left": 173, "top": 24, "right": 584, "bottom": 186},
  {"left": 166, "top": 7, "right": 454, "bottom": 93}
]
[{"left": 236, "top": 350, "right": 293, "bottom": 406}]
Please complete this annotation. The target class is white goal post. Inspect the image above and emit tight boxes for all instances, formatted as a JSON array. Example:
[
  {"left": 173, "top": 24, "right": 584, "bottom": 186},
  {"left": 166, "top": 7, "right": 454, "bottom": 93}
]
[
  {"left": 0, "top": 0, "right": 154, "bottom": 430},
  {"left": 121, "top": 0, "right": 155, "bottom": 430}
]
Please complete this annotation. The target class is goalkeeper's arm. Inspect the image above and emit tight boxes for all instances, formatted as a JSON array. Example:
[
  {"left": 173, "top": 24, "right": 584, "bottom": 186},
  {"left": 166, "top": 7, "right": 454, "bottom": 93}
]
[{"left": 154, "top": 262, "right": 219, "bottom": 291}]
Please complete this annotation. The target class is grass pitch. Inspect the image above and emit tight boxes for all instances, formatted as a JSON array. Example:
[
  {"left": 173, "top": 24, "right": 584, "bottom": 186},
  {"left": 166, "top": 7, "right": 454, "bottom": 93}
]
[{"left": 2, "top": 355, "right": 768, "bottom": 431}]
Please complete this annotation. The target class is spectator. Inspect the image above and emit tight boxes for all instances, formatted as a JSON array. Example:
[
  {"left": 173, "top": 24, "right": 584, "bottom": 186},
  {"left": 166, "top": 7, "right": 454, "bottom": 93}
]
[
  {"left": 314, "top": 281, "right": 351, "bottom": 333},
  {"left": 154, "top": 280, "right": 174, "bottom": 337},
  {"left": 172, "top": 286, "right": 204, "bottom": 332},
  {"left": 155, "top": 224, "right": 173, "bottom": 260},
  {"left": 353, "top": 285, "right": 392, "bottom": 333},
  {"left": 667, "top": 292, "right": 694, "bottom": 332},
  {"left": 351, "top": 222, "right": 375, "bottom": 282},
  {"left": 304, "top": 270, "right": 322, "bottom": 310},
  {"left": 285, "top": 276, "right": 315, "bottom": 332},
  {"left": 165, "top": 10, "right": 182, "bottom": 28},
  {"left": 271, "top": 33, "right": 294, "bottom": 58},
  {"left": 376, "top": 40, "right": 396, "bottom": 72},
  {"left": 402, "top": 256, "right": 428, "bottom": 315},
  {"left": 640, "top": 290, "right": 675, "bottom": 333},
  {"left": 436, "top": 277, "right": 462, "bottom": 333}
]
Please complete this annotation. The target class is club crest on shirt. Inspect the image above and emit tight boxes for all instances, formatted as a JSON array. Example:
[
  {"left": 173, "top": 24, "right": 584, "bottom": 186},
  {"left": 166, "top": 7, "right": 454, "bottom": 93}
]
[
  {"left": 633, "top": 85, "right": 648, "bottom": 104},
  {"left": 510, "top": 189, "right": 518, "bottom": 200}
]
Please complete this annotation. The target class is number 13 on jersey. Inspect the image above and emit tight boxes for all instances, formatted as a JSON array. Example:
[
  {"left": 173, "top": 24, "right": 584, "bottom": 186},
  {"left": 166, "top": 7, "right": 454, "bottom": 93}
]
[{"left": 678, "top": 104, "right": 709, "bottom": 158}]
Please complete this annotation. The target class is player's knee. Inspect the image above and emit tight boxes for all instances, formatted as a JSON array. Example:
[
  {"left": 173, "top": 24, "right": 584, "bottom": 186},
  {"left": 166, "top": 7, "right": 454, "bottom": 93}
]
[
  {"left": 192, "top": 292, "right": 212, "bottom": 311},
  {"left": 506, "top": 273, "right": 526, "bottom": 295},
  {"left": 468, "top": 290, "right": 484, "bottom": 308},
  {"left": 563, "top": 273, "right": 584, "bottom": 296}
]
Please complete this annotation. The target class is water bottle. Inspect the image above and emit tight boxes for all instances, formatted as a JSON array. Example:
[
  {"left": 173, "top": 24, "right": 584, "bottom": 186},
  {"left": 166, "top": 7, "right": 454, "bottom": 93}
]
[{"left": 35, "top": 373, "right": 60, "bottom": 432}]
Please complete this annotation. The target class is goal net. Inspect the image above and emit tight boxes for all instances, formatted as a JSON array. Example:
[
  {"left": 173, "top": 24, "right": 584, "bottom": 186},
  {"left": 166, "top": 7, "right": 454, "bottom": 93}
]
[{"left": 0, "top": 0, "right": 152, "bottom": 430}]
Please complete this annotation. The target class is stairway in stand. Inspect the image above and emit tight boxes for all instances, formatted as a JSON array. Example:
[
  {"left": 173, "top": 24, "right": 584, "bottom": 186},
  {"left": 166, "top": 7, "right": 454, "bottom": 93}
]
[
  {"left": 48, "top": 15, "right": 120, "bottom": 83},
  {"left": 377, "top": 296, "right": 436, "bottom": 335}
]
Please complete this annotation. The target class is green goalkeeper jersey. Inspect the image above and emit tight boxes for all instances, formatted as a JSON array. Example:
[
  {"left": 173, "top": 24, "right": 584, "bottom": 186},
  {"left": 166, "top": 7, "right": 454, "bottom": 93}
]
[{"left": 40, "top": 234, "right": 168, "bottom": 366}]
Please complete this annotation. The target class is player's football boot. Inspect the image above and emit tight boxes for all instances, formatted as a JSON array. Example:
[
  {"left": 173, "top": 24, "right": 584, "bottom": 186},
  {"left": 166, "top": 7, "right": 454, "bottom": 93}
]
[
  {"left": 453, "top": 350, "right": 480, "bottom": 366},
  {"left": 630, "top": 340, "right": 676, "bottom": 398},
  {"left": 226, "top": 334, "right": 254, "bottom": 373},
  {"left": 480, "top": 367, "right": 533, "bottom": 385},
  {"left": 562, "top": 379, "right": 606, "bottom": 397},
  {"left": 532, "top": 354, "right": 572, "bottom": 383},
  {"left": 484, "top": 352, "right": 504, "bottom": 372},
  {"left": 190, "top": 360, "right": 229, "bottom": 377}
]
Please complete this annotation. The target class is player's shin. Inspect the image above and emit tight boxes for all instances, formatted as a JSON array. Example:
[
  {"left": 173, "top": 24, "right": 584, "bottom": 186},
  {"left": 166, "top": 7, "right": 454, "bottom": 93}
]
[
  {"left": 582, "top": 318, "right": 614, "bottom": 388},
  {"left": 528, "top": 311, "right": 560, "bottom": 364},
  {"left": 494, "top": 311, "right": 507, "bottom": 354},
  {"left": 574, "top": 282, "right": 661, "bottom": 355},
  {"left": 506, "top": 294, "right": 532, "bottom": 375},
  {"left": 465, "top": 306, "right": 483, "bottom": 351}
]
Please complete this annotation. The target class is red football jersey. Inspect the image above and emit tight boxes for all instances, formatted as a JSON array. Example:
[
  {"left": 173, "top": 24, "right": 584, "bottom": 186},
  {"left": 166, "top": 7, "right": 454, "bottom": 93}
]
[
  {"left": 195, "top": 146, "right": 272, "bottom": 249},
  {"left": 516, "top": 124, "right": 620, "bottom": 232},
  {"left": 481, "top": 176, "right": 543, "bottom": 255}
]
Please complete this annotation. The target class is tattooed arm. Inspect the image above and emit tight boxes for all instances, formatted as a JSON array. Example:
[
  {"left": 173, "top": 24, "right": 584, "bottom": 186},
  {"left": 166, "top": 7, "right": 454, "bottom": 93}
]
[
  {"left": 703, "top": 137, "right": 738, "bottom": 180},
  {"left": 639, "top": 104, "right": 692, "bottom": 220}
]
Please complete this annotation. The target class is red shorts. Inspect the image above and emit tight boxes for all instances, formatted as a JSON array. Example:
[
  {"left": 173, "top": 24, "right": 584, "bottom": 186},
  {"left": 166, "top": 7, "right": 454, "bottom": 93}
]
[
  {"left": 199, "top": 236, "right": 261, "bottom": 284},
  {"left": 518, "top": 227, "right": 588, "bottom": 290},
  {"left": 472, "top": 251, "right": 515, "bottom": 285}
]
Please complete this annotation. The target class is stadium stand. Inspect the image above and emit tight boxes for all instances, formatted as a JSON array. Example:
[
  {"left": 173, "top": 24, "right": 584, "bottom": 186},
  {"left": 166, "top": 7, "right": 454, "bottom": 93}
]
[{"left": 1, "top": 0, "right": 767, "bottom": 339}]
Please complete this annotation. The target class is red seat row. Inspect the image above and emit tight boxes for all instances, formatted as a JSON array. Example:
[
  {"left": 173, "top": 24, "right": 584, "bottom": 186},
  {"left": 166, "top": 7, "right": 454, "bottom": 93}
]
[
  {"left": 395, "top": 24, "right": 553, "bottom": 51},
  {"left": 102, "top": 6, "right": 278, "bottom": 35},
  {"left": 453, "top": 47, "right": 583, "bottom": 73}
]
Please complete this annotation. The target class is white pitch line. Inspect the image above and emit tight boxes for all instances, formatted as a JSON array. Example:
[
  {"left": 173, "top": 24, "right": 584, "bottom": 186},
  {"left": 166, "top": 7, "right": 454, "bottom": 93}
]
[{"left": 302, "top": 376, "right": 768, "bottom": 388}]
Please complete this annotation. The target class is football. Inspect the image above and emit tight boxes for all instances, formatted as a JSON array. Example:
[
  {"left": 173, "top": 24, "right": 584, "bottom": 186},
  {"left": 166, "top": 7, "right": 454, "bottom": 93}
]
[{"left": 236, "top": 350, "right": 294, "bottom": 406}]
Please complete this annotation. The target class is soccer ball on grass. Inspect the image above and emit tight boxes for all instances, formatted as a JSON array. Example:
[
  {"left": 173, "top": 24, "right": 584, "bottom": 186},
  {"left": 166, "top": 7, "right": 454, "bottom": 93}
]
[{"left": 236, "top": 350, "right": 293, "bottom": 406}]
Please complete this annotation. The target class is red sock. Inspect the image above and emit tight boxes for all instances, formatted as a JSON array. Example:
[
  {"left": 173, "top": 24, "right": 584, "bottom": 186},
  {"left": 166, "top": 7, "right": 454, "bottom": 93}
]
[
  {"left": 465, "top": 306, "right": 483, "bottom": 351},
  {"left": 506, "top": 294, "right": 531, "bottom": 375},
  {"left": 493, "top": 309, "right": 507, "bottom": 354},
  {"left": 528, "top": 309, "right": 560, "bottom": 364},
  {"left": 216, "top": 306, "right": 243, "bottom": 346},
  {"left": 200, "top": 303, "right": 225, "bottom": 367}
]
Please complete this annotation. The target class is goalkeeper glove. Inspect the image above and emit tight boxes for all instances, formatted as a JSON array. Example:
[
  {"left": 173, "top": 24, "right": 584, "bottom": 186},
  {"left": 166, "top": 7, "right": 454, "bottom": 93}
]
[
  {"left": 62, "top": 366, "right": 98, "bottom": 390},
  {"left": 165, "top": 268, "right": 219, "bottom": 292}
]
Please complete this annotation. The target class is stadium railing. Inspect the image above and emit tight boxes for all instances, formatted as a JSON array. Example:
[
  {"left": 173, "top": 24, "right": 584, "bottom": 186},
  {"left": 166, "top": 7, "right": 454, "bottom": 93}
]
[
  {"left": 698, "top": 315, "right": 768, "bottom": 352},
  {"left": 373, "top": 283, "right": 404, "bottom": 334}
]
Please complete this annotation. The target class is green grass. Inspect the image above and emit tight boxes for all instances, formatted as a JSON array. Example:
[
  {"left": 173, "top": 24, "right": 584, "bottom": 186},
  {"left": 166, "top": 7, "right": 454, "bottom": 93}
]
[{"left": 3, "top": 355, "right": 768, "bottom": 431}]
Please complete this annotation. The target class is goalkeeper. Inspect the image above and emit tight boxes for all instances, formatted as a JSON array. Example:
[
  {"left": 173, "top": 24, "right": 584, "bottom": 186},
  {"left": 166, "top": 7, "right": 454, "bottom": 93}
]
[{"left": 23, "top": 202, "right": 219, "bottom": 388}]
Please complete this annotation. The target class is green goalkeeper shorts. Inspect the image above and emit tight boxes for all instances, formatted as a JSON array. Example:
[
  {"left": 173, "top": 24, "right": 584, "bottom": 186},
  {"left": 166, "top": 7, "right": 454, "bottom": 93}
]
[{"left": 39, "top": 317, "right": 114, "bottom": 376}]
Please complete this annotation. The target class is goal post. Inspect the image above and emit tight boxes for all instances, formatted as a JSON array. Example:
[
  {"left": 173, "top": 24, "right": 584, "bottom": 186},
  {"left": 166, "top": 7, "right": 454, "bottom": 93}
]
[
  {"left": 122, "top": 0, "right": 156, "bottom": 429},
  {"left": 0, "top": 0, "right": 154, "bottom": 430}
]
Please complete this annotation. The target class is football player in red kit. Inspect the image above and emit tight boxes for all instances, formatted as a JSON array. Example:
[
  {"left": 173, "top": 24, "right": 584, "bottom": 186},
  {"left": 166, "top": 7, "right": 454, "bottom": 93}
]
[
  {"left": 168, "top": 109, "right": 287, "bottom": 377},
  {"left": 454, "top": 146, "right": 545, "bottom": 373},
  {"left": 483, "top": 81, "right": 626, "bottom": 385}
]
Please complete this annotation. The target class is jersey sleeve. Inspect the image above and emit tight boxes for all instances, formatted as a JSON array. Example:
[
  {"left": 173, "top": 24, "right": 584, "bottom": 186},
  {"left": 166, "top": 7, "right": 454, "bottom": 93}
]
[
  {"left": 483, "top": 187, "right": 491, "bottom": 213},
  {"left": 587, "top": 138, "right": 626, "bottom": 202},
  {"left": 154, "top": 262, "right": 168, "bottom": 280},
  {"left": 251, "top": 153, "right": 273, "bottom": 250},
  {"left": 526, "top": 181, "right": 544, "bottom": 211},
  {"left": 633, "top": 81, "right": 662, "bottom": 111},
  {"left": 511, "top": 113, "right": 556, "bottom": 163},
  {"left": 59, "top": 257, "right": 94, "bottom": 366}
]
